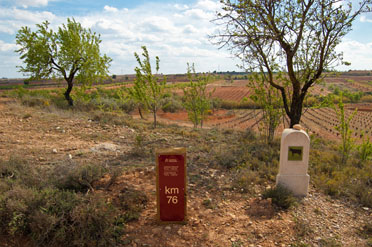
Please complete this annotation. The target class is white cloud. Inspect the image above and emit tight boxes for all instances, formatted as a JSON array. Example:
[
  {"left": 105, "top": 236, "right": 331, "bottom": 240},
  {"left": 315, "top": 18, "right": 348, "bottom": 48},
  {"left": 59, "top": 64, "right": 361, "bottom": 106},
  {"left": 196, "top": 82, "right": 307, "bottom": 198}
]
[
  {"left": 0, "top": 0, "right": 240, "bottom": 77},
  {"left": 184, "top": 9, "right": 212, "bottom": 20},
  {"left": 360, "top": 15, "right": 372, "bottom": 23},
  {"left": 0, "top": 40, "right": 17, "bottom": 52},
  {"left": 195, "top": 0, "right": 221, "bottom": 11},
  {"left": 174, "top": 4, "right": 189, "bottom": 10},
  {"left": 336, "top": 40, "right": 372, "bottom": 70},
  {"left": 0, "top": 8, "right": 57, "bottom": 35},
  {"left": 13, "top": 0, "right": 49, "bottom": 8},
  {"left": 183, "top": 24, "right": 199, "bottom": 34},
  {"left": 104, "top": 5, "right": 118, "bottom": 13}
]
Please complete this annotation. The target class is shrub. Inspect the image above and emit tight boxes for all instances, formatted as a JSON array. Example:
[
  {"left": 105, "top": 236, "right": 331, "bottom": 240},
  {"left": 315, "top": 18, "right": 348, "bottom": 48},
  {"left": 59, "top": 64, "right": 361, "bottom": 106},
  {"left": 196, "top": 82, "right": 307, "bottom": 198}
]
[
  {"left": 50, "top": 162, "right": 106, "bottom": 193},
  {"left": 161, "top": 95, "right": 183, "bottom": 113},
  {"left": 262, "top": 185, "right": 297, "bottom": 209},
  {"left": 68, "top": 195, "right": 125, "bottom": 247},
  {"left": 241, "top": 128, "right": 256, "bottom": 141},
  {"left": 0, "top": 158, "right": 135, "bottom": 247},
  {"left": 210, "top": 98, "right": 222, "bottom": 111},
  {"left": 0, "top": 157, "right": 43, "bottom": 188},
  {"left": 116, "top": 187, "right": 148, "bottom": 222},
  {"left": 21, "top": 95, "right": 50, "bottom": 107},
  {"left": 214, "top": 145, "right": 242, "bottom": 169},
  {"left": 303, "top": 96, "right": 319, "bottom": 107},
  {"left": 15, "top": 86, "right": 27, "bottom": 99},
  {"left": 91, "top": 96, "right": 121, "bottom": 112},
  {"left": 91, "top": 111, "right": 131, "bottom": 126},
  {"left": 360, "top": 95, "right": 372, "bottom": 103},
  {"left": 0, "top": 187, "right": 125, "bottom": 247},
  {"left": 119, "top": 98, "right": 136, "bottom": 114},
  {"left": 293, "top": 216, "right": 312, "bottom": 238},
  {"left": 219, "top": 99, "right": 258, "bottom": 109},
  {"left": 310, "top": 142, "right": 372, "bottom": 208},
  {"left": 357, "top": 133, "right": 372, "bottom": 163},
  {"left": 128, "top": 134, "right": 149, "bottom": 158}
]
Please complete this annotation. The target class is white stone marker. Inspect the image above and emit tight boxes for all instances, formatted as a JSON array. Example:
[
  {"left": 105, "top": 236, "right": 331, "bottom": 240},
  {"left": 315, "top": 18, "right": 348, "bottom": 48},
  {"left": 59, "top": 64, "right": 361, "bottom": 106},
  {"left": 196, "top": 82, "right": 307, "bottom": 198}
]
[{"left": 276, "top": 127, "right": 310, "bottom": 197}]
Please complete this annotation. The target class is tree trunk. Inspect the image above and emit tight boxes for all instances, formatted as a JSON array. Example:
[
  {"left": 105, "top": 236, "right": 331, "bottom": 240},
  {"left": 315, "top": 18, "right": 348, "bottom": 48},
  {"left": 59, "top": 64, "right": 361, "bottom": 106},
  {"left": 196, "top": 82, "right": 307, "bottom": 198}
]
[
  {"left": 64, "top": 80, "right": 74, "bottom": 106},
  {"left": 289, "top": 96, "right": 304, "bottom": 128},
  {"left": 153, "top": 109, "right": 157, "bottom": 128},
  {"left": 193, "top": 111, "right": 198, "bottom": 128},
  {"left": 138, "top": 107, "right": 144, "bottom": 119}
]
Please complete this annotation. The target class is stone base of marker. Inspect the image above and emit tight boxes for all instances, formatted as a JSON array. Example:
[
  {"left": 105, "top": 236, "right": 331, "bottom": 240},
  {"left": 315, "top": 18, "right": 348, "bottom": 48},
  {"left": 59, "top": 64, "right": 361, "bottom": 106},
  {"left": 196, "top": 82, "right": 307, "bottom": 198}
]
[
  {"left": 276, "top": 174, "right": 310, "bottom": 197},
  {"left": 276, "top": 127, "right": 310, "bottom": 197}
]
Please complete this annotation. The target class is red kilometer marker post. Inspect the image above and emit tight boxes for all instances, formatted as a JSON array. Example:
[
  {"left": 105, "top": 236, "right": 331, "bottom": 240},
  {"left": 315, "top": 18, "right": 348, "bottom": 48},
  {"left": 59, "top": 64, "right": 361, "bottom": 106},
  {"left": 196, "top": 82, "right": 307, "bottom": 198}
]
[{"left": 156, "top": 148, "right": 187, "bottom": 223}]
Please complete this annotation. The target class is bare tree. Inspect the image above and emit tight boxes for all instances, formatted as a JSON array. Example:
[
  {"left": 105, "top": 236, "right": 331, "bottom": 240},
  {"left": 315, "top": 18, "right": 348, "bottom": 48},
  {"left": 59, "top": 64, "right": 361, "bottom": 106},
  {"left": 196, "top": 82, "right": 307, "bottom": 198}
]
[{"left": 213, "top": 0, "right": 371, "bottom": 127}]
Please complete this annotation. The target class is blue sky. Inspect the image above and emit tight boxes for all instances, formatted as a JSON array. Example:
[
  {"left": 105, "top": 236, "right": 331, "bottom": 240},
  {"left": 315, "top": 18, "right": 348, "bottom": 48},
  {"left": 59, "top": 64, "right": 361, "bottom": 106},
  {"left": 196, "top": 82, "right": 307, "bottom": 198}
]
[{"left": 0, "top": 0, "right": 372, "bottom": 78}]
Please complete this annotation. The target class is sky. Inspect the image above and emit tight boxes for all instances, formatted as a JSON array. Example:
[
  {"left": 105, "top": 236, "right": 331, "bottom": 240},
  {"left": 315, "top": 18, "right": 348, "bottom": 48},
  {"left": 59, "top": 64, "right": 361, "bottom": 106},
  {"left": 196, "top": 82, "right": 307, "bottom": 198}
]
[{"left": 0, "top": 0, "right": 372, "bottom": 78}]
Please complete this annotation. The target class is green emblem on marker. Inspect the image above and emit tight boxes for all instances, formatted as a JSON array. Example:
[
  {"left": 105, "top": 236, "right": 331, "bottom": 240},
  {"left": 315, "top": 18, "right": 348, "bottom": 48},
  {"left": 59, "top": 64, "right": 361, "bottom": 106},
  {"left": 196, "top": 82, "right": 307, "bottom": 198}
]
[{"left": 288, "top": 146, "right": 303, "bottom": 161}]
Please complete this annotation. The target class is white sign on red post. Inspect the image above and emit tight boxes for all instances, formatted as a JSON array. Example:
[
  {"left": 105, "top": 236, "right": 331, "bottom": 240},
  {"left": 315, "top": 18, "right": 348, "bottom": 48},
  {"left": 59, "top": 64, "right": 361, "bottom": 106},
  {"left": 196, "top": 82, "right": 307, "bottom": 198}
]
[{"left": 156, "top": 148, "right": 187, "bottom": 223}]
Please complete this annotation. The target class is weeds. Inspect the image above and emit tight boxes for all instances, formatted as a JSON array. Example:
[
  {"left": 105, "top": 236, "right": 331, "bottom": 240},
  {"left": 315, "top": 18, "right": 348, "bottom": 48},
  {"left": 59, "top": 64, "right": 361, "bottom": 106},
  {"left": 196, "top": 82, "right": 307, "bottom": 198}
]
[
  {"left": 128, "top": 133, "right": 149, "bottom": 158},
  {"left": 231, "top": 239, "right": 243, "bottom": 247},
  {"left": 357, "top": 132, "right": 372, "bottom": 163},
  {"left": 359, "top": 222, "right": 372, "bottom": 239},
  {"left": 214, "top": 145, "right": 241, "bottom": 169},
  {"left": 318, "top": 237, "right": 342, "bottom": 247},
  {"left": 293, "top": 216, "right": 312, "bottom": 238},
  {"left": 201, "top": 199, "right": 216, "bottom": 209},
  {"left": 232, "top": 169, "right": 261, "bottom": 193}
]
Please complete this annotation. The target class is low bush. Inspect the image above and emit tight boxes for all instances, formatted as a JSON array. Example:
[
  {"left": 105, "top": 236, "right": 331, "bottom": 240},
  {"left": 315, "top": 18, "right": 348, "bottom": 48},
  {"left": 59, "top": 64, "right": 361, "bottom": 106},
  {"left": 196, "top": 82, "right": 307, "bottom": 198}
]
[
  {"left": 262, "top": 185, "right": 297, "bottom": 210},
  {"left": 50, "top": 162, "right": 107, "bottom": 193},
  {"left": 91, "top": 111, "right": 132, "bottom": 126},
  {"left": 118, "top": 98, "right": 136, "bottom": 114},
  {"left": 0, "top": 156, "right": 44, "bottom": 188},
  {"left": 219, "top": 99, "right": 258, "bottom": 109},
  {"left": 0, "top": 158, "right": 146, "bottom": 247},
  {"left": 0, "top": 187, "right": 124, "bottom": 247},
  {"left": 161, "top": 95, "right": 183, "bottom": 113},
  {"left": 116, "top": 187, "right": 148, "bottom": 222},
  {"left": 21, "top": 95, "right": 50, "bottom": 107},
  {"left": 360, "top": 95, "right": 372, "bottom": 103}
]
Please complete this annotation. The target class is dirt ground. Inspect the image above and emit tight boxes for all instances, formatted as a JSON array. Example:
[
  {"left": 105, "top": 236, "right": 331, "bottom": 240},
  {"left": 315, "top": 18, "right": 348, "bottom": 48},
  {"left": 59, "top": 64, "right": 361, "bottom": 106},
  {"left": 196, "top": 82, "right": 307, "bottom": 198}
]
[{"left": 1, "top": 98, "right": 371, "bottom": 246}]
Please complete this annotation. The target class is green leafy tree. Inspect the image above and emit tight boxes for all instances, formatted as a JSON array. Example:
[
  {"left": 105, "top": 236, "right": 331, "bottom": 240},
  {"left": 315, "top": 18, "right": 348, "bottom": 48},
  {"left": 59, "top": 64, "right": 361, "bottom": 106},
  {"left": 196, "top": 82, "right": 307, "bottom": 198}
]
[
  {"left": 125, "top": 79, "right": 147, "bottom": 119},
  {"left": 249, "top": 72, "right": 284, "bottom": 144},
  {"left": 183, "top": 64, "right": 213, "bottom": 128},
  {"left": 16, "top": 18, "right": 111, "bottom": 106},
  {"left": 213, "top": 0, "right": 371, "bottom": 127},
  {"left": 132, "top": 46, "right": 167, "bottom": 128},
  {"left": 333, "top": 92, "right": 357, "bottom": 165}
]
